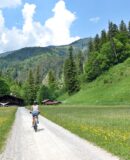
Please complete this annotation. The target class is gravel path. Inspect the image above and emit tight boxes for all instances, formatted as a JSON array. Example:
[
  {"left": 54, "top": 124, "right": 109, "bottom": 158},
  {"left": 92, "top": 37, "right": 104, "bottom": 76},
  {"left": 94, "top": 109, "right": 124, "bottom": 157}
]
[{"left": 0, "top": 107, "right": 120, "bottom": 160}]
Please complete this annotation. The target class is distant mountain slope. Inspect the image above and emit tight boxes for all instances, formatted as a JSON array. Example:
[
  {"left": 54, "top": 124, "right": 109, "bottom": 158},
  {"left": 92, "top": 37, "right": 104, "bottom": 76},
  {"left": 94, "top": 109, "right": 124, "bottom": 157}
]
[
  {"left": 0, "top": 38, "right": 89, "bottom": 59},
  {"left": 0, "top": 46, "right": 66, "bottom": 61},
  {"left": 60, "top": 58, "right": 130, "bottom": 105},
  {"left": 0, "top": 51, "right": 13, "bottom": 58},
  {"left": 70, "top": 38, "right": 90, "bottom": 50},
  {"left": 0, "top": 38, "right": 90, "bottom": 82}
]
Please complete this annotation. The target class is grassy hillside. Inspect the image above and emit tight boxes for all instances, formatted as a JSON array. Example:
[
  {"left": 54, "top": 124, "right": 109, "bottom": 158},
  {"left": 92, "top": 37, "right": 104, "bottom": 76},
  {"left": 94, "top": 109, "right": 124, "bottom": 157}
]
[{"left": 60, "top": 57, "right": 130, "bottom": 105}]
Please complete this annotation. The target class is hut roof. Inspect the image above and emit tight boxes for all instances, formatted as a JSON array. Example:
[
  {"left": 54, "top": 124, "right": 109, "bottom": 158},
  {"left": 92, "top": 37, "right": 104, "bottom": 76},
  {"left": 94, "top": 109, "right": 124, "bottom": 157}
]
[{"left": 42, "top": 99, "right": 61, "bottom": 105}]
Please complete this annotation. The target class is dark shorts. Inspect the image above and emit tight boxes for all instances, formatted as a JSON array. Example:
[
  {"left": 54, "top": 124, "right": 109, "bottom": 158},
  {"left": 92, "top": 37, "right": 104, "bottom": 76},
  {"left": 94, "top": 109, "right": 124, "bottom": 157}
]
[{"left": 32, "top": 111, "right": 39, "bottom": 117}]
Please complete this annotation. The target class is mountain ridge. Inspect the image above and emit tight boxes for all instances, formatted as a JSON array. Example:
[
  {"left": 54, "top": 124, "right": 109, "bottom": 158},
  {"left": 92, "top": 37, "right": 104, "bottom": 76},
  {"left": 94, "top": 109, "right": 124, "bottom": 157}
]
[
  {"left": 0, "top": 38, "right": 90, "bottom": 58},
  {"left": 0, "top": 37, "right": 90, "bottom": 82}
]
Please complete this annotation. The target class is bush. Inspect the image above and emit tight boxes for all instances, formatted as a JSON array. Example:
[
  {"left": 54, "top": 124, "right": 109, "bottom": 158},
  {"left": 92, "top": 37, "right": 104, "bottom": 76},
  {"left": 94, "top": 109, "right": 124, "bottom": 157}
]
[{"left": 0, "top": 79, "right": 10, "bottom": 96}]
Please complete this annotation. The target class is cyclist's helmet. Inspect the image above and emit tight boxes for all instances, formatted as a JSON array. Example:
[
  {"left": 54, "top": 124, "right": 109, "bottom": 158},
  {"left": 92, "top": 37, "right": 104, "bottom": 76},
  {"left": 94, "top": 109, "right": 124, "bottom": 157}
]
[{"left": 34, "top": 100, "right": 38, "bottom": 105}]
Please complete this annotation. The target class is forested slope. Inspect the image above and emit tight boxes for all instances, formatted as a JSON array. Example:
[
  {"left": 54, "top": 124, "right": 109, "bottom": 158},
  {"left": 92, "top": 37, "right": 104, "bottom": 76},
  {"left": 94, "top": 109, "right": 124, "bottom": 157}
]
[{"left": 62, "top": 57, "right": 130, "bottom": 105}]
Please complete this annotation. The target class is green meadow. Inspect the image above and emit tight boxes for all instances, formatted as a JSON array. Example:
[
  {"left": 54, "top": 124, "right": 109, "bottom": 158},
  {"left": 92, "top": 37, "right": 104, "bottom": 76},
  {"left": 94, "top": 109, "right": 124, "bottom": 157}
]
[
  {"left": 0, "top": 107, "right": 17, "bottom": 152},
  {"left": 41, "top": 105, "right": 130, "bottom": 160}
]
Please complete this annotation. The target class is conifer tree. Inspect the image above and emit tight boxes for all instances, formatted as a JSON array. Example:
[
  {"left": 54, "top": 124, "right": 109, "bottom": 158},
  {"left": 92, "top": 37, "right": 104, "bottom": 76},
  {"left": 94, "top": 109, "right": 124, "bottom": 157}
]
[
  {"left": 119, "top": 20, "right": 127, "bottom": 32},
  {"left": 118, "top": 20, "right": 129, "bottom": 44},
  {"left": 64, "top": 46, "right": 80, "bottom": 95},
  {"left": 108, "top": 22, "right": 118, "bottom": 38},
  {"left": 128, "top": 21, "right": 130, "bottom": 33},
  {"left": 48, "top": 70, "right": 56, "bottom": 89},
  {"left": 88, "top": 38, "right": 94, "bottom": 52},
  {"left": 108, "top": 22, "right": 118, "bottom": 61},
  {"left": 76, "top": 50, "right": 84, "bottom": 74},
  {"left": 35, "top": 65, "right": 41, "bottom": 93},
  {"left": 94, "top": 34, "right": 100, "bottom": 51},
  {"left": 100, "top": 30, "right": 107, "bottom": 44},
  {"left": 0, "top": 70, "right": 2, "bottom": 77},
  {"left": 26, "top": 70, "right": 35, "bottom": 104},
  {"left": 64, "top": 58, "right": 70, "bottom": 91},
  {"left": 128, "top": 21, "right": 130, "bottom": 39},
  {"left": 87, "top": 39, "right": 94, "bottom": 59}
]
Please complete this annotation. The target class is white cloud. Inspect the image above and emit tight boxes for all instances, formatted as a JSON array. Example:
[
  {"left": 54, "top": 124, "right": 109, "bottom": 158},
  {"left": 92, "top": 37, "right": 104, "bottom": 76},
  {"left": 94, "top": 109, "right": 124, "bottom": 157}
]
[
  {"left": 45, "top": 0, "right": 79, "bottom": 45},
  {"left": 1, "top": 33, "right": 8, "bottom": 44},
  {"left": 0, "top": 0, "right": 79, "bottom": 53},
  {"left": 22, "top": 3, "right": 36, "bottom": 33},
  {"left": 89, "top": 17, "right": 100, "bottom": 23},
  {"left": 0, "top": 0, "right": 21, "bottom": 8},
  {"left": 0, "top": 10, "right": 4, "bottom": 29}
]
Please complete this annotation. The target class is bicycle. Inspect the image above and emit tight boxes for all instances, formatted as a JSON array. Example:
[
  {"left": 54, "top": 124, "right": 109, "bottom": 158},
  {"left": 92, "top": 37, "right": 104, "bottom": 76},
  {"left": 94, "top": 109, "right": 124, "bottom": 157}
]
[
  {"left": 33, "top": 115, "right": 38, "bottom": 132},
  {"left": 30, "top": 111, "right": 39, "bottom": 132}
]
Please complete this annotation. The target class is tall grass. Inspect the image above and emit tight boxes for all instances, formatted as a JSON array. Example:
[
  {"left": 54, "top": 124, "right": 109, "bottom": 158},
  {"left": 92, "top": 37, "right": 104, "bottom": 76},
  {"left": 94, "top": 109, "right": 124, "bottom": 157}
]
[
  {"left": 0, "top": 107, "right": 17, "bottom": 152},
  {"left": 41, "top": 105, "right": 130, "bottom": 160}
]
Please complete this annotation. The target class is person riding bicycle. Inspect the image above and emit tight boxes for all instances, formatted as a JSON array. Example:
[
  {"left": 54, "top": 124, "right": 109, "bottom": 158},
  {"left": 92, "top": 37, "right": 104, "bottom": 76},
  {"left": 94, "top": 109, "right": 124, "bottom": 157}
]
[{"left": 31, "top": 101, "right": 39, "bottom": 126}]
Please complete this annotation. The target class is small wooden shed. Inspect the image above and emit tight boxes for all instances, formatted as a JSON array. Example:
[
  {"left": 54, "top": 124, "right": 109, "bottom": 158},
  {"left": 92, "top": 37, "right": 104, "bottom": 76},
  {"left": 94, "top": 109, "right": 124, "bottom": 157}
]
[
  {"left": 0, "top": 95, "right": 24, "bottom": 106},
  {"left": 42, "top": 99, "right": 61, "bottom": 105}
]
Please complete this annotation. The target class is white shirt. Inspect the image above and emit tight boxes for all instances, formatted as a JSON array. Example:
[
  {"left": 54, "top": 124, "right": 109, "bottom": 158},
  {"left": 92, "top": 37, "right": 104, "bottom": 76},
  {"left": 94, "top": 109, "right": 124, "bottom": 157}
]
[{"left": 32, "top": 105, "right": 39, "bottom": 112}]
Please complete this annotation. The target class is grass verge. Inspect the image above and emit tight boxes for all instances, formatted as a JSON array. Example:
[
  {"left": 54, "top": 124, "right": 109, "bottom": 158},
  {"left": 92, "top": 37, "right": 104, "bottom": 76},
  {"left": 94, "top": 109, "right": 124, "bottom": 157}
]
[
  {"left": 40, "top": 105, "right": 130, "bottom": 160},
  {"left": 0, "top": 107, "right": 17, "bottom": 152}
]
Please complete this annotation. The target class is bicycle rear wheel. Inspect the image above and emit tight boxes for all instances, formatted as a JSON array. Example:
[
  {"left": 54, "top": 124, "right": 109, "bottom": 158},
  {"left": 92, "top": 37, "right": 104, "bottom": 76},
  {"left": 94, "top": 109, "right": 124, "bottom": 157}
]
[
  {"left": 33, "top": 118, "right": 37, "bottom": 132},
  {"left": 34, "top": 122, "right": 37, "bottom": 132}
]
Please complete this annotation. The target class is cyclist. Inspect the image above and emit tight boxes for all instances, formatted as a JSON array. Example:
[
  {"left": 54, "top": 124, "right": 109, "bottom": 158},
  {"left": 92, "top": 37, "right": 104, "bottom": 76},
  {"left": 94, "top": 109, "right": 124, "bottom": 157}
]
[{"left": 31, "top": 101, "right": 39, "bottom": 126}]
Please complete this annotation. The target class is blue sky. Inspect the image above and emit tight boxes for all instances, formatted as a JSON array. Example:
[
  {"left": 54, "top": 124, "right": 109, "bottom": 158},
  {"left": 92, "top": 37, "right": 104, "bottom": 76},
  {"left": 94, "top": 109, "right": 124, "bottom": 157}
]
[{"left": 0, "top": 0, "right": 130, "bottom": 52}]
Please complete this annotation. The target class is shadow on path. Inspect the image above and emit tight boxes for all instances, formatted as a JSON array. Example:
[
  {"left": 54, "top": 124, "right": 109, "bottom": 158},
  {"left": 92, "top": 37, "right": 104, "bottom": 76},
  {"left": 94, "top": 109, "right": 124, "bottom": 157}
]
[{"left": 37, "top": 128, "right": 44, "bottom": 132}]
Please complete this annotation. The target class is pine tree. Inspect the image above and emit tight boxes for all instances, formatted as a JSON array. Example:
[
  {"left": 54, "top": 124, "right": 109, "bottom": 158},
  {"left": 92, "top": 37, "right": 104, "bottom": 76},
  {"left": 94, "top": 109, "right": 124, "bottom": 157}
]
[
  {"left": 128, "top": 21, "right": 130, "bottom": 39},
  {"left": 76, "top": 50, "right": 84, "bottom": 75},
  {"left": 128, "top": 21, "right": 130, "bottom": 33},
  {"left": 108, "top": 21, "right": 118, "bottom": 38},
  {"left": 94, "top": 34, "right": 100, "bottom": 51},
  {"left": 87, "top": 38, "right": 94, "bottom": 59},
  {"left": 35, "top": 65, "right": 41, "bottom": 94},
  {"left": 26, "top": 70, "right": 35, "bottom": 104},
  {"left": 88, "top": 38, "right": 94, "bottom": 52},
  {"left": 48, "top": 70, "right": 56, "bottom": 89},
  {"left": 100, "top": 30, "right": 107, "bottom": 45},
  {"left": 119, "top": 20, "right": 127, "bottom": 32},
  {"left": 0, "top": 70, "right": 2, "bottom": 77},
  {"left": 64, "top": 46, "right": 80, "bottom": 95},
  {"left": 108, "top": 22, "right": 118, "bottom": 62},
  {"left": 118, "top": 20, "right": 129, "bottom": 44},
  {"left": 64, "top": 58, "right": 70, "bottom": 91}
]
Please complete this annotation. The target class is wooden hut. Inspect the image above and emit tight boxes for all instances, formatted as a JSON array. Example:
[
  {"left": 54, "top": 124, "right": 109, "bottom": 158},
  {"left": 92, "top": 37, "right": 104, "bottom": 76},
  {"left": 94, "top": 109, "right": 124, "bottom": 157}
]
[
  {"left": 0, "top": 95, "right": 24, "bottom": 106},
  {"left": 42, "top": 99, "right": 61, "bottom": 105}
]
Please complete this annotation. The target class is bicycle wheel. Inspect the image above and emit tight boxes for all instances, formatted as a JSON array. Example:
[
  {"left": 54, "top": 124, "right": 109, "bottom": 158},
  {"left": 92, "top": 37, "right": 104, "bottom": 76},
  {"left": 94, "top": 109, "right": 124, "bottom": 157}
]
[{"left": 34, "top": 119, "right": 37, "bottom": 132}]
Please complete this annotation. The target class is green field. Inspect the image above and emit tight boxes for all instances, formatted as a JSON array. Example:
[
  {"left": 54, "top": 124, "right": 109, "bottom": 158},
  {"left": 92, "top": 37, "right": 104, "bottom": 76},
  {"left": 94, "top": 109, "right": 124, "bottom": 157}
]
[
  {"left": 41, "top": 105, "right": 130, "bottom": 160},
  {"left": 0, "top": 107, "right": 17, "bottom": 152}
]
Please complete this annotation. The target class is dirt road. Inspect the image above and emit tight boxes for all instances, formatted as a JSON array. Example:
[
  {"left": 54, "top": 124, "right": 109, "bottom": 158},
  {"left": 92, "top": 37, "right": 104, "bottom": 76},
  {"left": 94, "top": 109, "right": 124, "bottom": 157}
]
[{"left": 0, "top": 107, "right": 120, "bottom": 160}]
